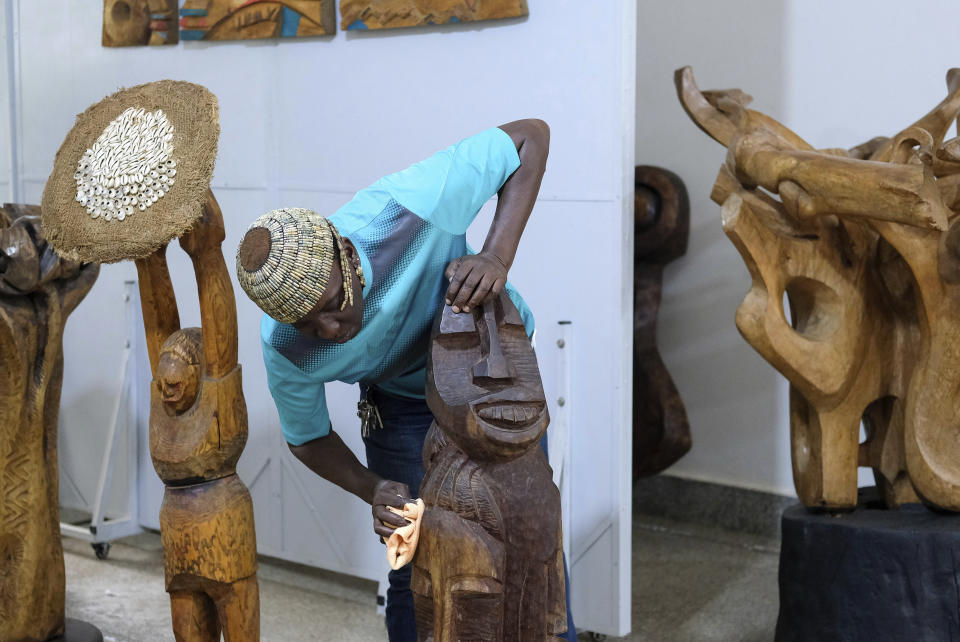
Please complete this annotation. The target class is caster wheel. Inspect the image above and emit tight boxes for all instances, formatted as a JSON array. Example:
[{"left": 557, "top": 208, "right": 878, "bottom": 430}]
[
  {"left": 92, "top": 542, "right": 111, "bottom": 560},
  {"left": 588, "top": 633, "right": 607, "bottom": 641}
]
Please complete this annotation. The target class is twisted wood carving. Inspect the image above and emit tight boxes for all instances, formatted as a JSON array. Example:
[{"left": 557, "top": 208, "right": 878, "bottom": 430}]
[
  {"left": 414, "top": 292, "right": 566, "bottom": 641},
  {"left": 135, "top": 190, "right": 259, "bottom": 641},
  {"left": 677, "top": 66, "right": 960, "bottom": 511},
  {"left": 0, "top": 205, "right": 98, "bottom": 642}
]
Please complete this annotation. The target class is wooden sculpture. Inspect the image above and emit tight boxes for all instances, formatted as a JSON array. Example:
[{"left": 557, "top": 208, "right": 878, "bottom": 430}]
[
  {"left": 135, "top": 191, "right": 259, "bottom": 641},
  {"left": 0, "top": 205, "right": 99, "bottom": 641},
  {"left": 676, "top": 65, "right": 960, "bottom": 511},
  {"left": 179, "top": 0, "right": 336, "bottom": 40},
  {"left": 340, "top": 0, "right": 527, "bottom": 31},
  {"left": 633, "top": 166, "right": 691, "bottom": 478},
  {"left": 413, "top": 292, "right": 566, "bottom": 641},
  {"left": 102, "top": 0, "right": 179, "bottom": 46}
]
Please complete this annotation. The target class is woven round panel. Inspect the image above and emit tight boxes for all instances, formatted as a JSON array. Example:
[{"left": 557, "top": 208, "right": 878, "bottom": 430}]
[{"left": 41, "top": 80, "right": 219, "bottom": 263}]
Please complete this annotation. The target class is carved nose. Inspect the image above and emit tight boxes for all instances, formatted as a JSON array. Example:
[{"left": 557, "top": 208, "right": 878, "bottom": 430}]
[{"left": 472, "top": 299, "right": 516, "bottom": 381}]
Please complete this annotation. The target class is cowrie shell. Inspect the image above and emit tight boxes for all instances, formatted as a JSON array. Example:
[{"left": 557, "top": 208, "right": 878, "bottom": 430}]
[{"left": 75, "top": 106, "right": 178, "bottom": 222}]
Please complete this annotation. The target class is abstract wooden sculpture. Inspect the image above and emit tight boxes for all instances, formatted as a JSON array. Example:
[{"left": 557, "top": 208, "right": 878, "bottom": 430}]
[
  {"left": 0, "top": 205, "right": 99, "bottom": 641},
  {"left": 413, "top": 292, "right": 566, "bottom": 641},
  {"left": 136, "top": 191, "right": 259, "bottom": 641},
  {"left": 676, "top": 65, "right": 960, "bottom": 511},
  {"left": 633, "top": 166, "right": 691, "bottom": 478}
]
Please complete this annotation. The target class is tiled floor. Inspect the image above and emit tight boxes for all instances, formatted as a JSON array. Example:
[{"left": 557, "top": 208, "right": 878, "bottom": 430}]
[{"left": 63, "top": 513, "right": 780, "bottom": 641}]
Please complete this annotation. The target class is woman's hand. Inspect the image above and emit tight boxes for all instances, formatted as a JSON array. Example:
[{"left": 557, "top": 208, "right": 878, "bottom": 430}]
[
  {"left": 372, "top": 479, "right": 414, "bottom": 539},
  {"left": 444, "top": 252, "right": 508, "bottom": 313}
]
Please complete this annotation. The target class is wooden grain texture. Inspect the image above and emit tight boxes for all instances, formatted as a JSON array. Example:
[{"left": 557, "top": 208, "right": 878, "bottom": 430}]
[
  {"left": 102, "top": 0, "right": 179, "bottom": 46},
  {"left": 179, "top": 190, "right": 238, "bottom": 379},
  {"left": 339, "top": 0, "right": 527, "bottom": 31},
  {"left": 0, "top": 205, "right": 98, "bottom": 642},
  {"left": 415, "top": 292, "right": 566, "bottom": 641},
  {"left": 674, "top": 66, "right": 960, "bottom": 511},
  {"left": 160, "top": 474, "right": 258, "bottom": 587},
  {"left": 633, "top": 166, "right": 692, "bottom": 478},
  {"left": 179, "top": 0, "right": 335, "bottom": 41},
  {"left": 135, "top": 190, "right": 259, "bottom": 640},
  {"left": 135, "top": 246, "right": 181, "bottom": 375}
]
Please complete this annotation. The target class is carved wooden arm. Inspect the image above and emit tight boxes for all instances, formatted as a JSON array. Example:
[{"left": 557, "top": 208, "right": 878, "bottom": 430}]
[
  {"left": 135, "top": 246, "right": 181, "bottom": 377},
  {"left": 178, "top": 189, "right": 238, "bottom": 378}
]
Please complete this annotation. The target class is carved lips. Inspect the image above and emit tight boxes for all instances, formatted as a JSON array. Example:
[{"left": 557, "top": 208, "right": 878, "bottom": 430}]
[{"left": 475, "top": 401, "right": 544, "bottom": 430}]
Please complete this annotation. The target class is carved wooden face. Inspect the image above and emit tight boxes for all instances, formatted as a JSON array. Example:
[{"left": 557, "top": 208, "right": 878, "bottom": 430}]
[
  {"left": 426, "top": 291, "right": 548, "bottom": 461},
  {"left": 156, "top": 328, "right": 203, "bottom": 416}
]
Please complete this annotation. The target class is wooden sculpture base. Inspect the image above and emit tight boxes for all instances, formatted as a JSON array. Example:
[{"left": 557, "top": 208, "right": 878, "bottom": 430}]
[
  {"left": 48, "top": 619, "right": 104, "bottom": 642},
  {"left": 777, "top": 489, "right": 960, "bottom": 641}
]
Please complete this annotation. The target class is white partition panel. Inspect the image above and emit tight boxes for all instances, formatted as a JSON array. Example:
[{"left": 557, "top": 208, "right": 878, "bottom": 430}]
[
  {"left": 12, "top": 1, "right": 636, "bottom": 635},
  {"left": 0, "top": 2, "right": 13, "bottom": 203}
]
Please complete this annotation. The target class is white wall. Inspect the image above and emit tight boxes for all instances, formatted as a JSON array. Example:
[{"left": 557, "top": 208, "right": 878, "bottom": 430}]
[
  {"left": 637, "top": 0, "right": 793, "bottom": 494},
  {"left": 639, "top": 0, "right": 960, "bottom": 496},
  {"left": 11, "top": 1, "right": 635, "bottom": 635},
  {"left": 0, "top": 3, "right": 11, "bottom": 203}
]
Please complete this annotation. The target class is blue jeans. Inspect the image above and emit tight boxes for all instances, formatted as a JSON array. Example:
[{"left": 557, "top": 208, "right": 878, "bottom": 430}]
[{"left": 362, "top": 386, "right": 576, "bottom": 641}]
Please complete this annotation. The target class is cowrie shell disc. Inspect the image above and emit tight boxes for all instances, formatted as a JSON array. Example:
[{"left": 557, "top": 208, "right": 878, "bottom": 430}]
[{"left": 74, "top": 106, "right": 178, "bottom": 223}]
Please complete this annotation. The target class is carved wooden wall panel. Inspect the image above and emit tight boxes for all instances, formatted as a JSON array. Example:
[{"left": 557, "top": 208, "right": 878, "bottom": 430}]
[{"left": 340, "top": 0, "right": 527, "bottom": 31}]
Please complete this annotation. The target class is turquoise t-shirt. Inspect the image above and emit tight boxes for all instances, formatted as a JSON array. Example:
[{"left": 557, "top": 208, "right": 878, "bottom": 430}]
[{"left": 261, "top": 127, "right": 535, "bottom": 446}]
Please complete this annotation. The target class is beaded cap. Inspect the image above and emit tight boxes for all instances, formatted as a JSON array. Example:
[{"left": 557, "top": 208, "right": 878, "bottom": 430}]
[{"left": 236, "top": 208, "right": 360, "bottom": 324}]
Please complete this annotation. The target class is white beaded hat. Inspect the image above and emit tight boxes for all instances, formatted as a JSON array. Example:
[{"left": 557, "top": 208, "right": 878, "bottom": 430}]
[{"left": 236, "top": 208, "right": 359, "bottom": 324}]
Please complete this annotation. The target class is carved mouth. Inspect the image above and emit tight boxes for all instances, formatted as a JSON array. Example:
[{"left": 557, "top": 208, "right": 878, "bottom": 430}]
[{"left": 475, "top": 402, "right": 544, "bottom": 430}]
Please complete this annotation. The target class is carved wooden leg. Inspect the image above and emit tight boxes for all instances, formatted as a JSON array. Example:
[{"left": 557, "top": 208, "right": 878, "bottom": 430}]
[
  {"left": 859, "top": 396, "right": 919, "bottom": 507},
  {"left": 170, "top": 590, "right": 220, "bottom": 642},
  {"left": 789, "top": 389, "right": 861, "bottom": 509},
  {"left": 212, "top": 575, "right": 260, "bottom": 642}
]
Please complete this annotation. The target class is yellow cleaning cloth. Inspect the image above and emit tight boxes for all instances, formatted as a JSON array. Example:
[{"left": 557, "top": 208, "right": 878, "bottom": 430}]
[{"left": 385, "top": 498, "right": 425, "bottom": 570}]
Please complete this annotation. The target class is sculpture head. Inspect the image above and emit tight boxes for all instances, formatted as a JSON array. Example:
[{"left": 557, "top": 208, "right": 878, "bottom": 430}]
[
  {"left": 426, "top": 291, "right": 547, "bottom": 462},
  {"left": 156, "top": 327, "right": 203, "bottom": 416},
  {"left": 0, "top": 210, "right": 82, "bottom": 296}
]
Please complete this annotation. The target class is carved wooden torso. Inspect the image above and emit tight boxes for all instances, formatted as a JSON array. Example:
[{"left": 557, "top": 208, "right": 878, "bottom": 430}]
[
  {"left": 150, "top": 362, "right": 248, "bottom": 484},
  {"left": 413, "top": 292, "right": 566, "bottom": 641},
  {"left": 148, "top": 325, "right": 256, "bottom": 591}
]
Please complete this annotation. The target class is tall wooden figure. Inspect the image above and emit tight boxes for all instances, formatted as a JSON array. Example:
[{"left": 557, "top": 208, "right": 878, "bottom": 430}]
[
  {"left": 39, "top": 81, "right": 257, "bottom": 639},
  {"left": 135, "top": 191, "right": 259, "bottom": 641},
  {"left": 413, "top": 292, "right": 567, "bottom": 641},
  {"left": 0, "top": 205, "right": 99, "bottom": 642}
]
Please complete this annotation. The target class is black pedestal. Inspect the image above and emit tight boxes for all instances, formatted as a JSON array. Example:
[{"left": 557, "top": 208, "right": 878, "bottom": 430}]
[
  {"left": 776, "top": 489, "right": 960, "bottom": 642},
  {"left": 49, "top": 619, "right": 103, "bottom": 642}
]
